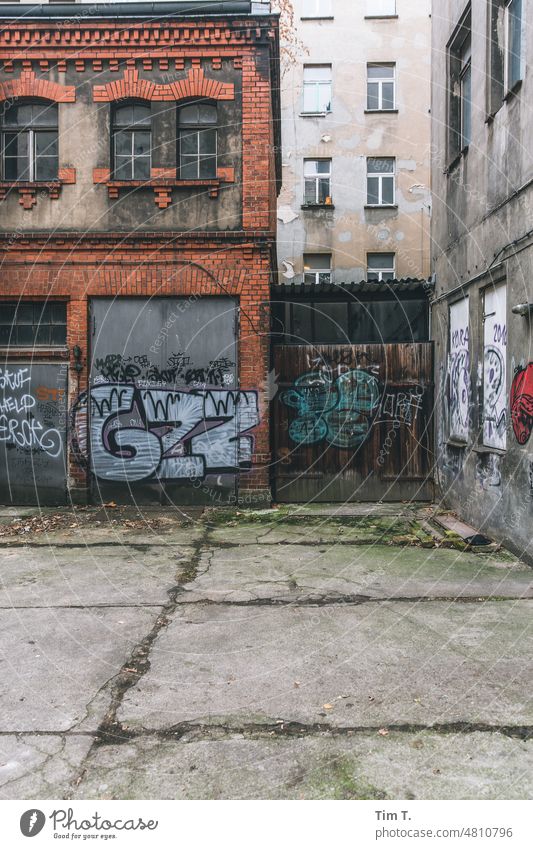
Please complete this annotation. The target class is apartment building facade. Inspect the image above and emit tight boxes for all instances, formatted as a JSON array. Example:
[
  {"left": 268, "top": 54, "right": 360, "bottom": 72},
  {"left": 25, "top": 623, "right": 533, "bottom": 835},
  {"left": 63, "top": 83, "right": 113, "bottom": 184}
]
[
  {"left": 0, "top": 0, "right": 281, "bottom": 506},
  {"left": 431, "top": 0, "right": 533, "bottom": 553}
]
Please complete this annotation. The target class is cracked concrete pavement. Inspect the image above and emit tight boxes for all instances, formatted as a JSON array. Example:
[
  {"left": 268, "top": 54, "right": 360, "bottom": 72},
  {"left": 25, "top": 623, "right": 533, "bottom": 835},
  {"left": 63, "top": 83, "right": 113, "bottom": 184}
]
[{"left": 0, "top": 504, "right": 532, "bottom": 800}]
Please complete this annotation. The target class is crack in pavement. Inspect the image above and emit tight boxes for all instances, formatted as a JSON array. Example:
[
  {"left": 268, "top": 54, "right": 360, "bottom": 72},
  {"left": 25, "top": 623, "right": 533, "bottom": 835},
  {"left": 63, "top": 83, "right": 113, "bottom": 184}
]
[
  {"left": 176, "top": 593, "right": 533, "bottom": 606},
  {"left": 65, "top": 522, "right": 213, "bottom": 796},
  {"left": 84, "top": 721, "right": 533, "bottom": 745}
]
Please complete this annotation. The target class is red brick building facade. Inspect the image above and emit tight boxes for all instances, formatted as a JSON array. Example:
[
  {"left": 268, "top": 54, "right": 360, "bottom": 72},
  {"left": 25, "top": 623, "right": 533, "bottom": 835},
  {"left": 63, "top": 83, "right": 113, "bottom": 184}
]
[{"left": 0, "top": 1, "right": 280, "bottom": 506}]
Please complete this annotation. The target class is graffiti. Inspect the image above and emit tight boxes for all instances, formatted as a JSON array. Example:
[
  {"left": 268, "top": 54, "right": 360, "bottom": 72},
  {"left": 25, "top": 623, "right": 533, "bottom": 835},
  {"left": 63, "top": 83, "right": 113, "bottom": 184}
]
[
  {"left": 483, "top": 284, "right": 507, "bottom": 449},
  {"left": 281, "top": 369, "right": 381, "bottom": 448},
  {"left": 307, "top": 349, "right": 380, "bottom": 378},
  {"left": 510, "top": 363, "right": 533, "bottom": 445},
  {"left": 475, "top": 452, "right": 502, "bottom": 491},
  {"left": 449, "top": 297, "right": 470, "bottom": 442},
  {"left": 72, "top": 383, "right": 258, "bottom": 483},
  {"left": 0, "top": 367, "right": 63, "bottom": 458},
  {"left": 93, "top": 353, "right": 236, "bottom": 388},
  {"left": 381, "top": 389, "right": 424, "bottom": 425}
]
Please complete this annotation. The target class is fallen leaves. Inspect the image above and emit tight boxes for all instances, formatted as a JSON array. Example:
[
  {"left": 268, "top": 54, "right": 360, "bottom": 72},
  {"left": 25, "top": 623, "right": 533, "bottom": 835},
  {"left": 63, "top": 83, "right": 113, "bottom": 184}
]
[{"left": 0, "top": 508, "right": 169, "bottom": 538}]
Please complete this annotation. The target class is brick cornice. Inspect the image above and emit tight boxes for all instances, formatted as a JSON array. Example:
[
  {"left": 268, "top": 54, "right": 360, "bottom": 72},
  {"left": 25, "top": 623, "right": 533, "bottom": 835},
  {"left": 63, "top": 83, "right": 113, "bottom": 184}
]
[
  {"left": 0, "top": 69, "right": 75, "bottom": 102},
  {"left": 93, "top": 65, "right": 234, "bottom": 103},
  {"left": 0, "top": 18, "right": 276, "bottom": 61}
]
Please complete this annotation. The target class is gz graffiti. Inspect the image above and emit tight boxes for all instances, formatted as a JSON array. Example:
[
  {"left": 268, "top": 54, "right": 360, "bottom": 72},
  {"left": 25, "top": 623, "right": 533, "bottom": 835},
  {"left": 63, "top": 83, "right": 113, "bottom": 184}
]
[
  {"left": 281, "top": 368, "right": 423, "bottom": 449},
  {"left": 72, "top": 383, "right": 259, "bottom": 483}
]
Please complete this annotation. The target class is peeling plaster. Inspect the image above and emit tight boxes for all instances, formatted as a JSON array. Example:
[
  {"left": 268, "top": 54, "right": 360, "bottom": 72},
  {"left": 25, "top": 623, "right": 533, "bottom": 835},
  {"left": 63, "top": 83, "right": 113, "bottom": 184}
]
[
  {"left": 281, "top": 260, "right": 295, "bottom": 279},
  {"left": 277, "top": 206, "right": 299, "bottom": 225}
]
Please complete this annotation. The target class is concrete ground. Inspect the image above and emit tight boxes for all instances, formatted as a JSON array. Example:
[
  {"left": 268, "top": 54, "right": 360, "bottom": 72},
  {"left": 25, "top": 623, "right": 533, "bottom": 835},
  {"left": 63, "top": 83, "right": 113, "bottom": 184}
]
[{"left": 0, "top": 502, "right": 532, "bottom": 800}]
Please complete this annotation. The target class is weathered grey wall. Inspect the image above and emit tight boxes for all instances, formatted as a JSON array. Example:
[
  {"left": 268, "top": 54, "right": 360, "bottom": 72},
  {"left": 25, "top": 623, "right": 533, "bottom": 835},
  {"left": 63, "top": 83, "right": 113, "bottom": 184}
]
[
  {"left": 277, "top": 0, "right": 431, "bottom": 284},
  {"left": 0, "top": 58, "right": 243, "bottom": 232},
  {"left": 432, "top": 0, "right": 533, "bottom": 557}
]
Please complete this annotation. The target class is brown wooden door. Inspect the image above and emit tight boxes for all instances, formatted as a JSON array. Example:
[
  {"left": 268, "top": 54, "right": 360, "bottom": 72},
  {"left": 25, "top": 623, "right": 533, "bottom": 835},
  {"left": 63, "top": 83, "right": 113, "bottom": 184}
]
[{"left": 272, "top": 343, "right": 434, "bottom": 502}]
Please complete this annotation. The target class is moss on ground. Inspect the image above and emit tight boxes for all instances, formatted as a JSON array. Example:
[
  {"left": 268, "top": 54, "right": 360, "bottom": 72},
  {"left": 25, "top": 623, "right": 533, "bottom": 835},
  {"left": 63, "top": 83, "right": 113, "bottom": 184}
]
[{"left": 307, "top": 755, "right": 388, "bottom": 800}]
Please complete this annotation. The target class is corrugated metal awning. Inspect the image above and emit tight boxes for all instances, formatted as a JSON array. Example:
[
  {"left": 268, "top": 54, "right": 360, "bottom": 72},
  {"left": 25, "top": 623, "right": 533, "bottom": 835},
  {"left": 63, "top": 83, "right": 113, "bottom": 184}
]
[{"left": 271, "top": 277, "right": 434, "bottom": 299}]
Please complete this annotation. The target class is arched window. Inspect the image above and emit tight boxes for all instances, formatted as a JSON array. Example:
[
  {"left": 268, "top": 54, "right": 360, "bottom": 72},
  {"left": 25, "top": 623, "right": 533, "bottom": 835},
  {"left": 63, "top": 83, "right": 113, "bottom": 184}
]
[
  {"left": 2, "top": 100, "right": 58, "bottom": 182},
  {"left": 178, "top": 101, "right": 217, "bottom": 180},
  {"left": 112, "top": 102, "right": 151, "bottom": 180}
]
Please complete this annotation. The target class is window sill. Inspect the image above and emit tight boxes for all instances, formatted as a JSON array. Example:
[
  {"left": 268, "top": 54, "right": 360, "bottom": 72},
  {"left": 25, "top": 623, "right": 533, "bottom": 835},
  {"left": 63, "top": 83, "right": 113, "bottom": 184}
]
[
  {"left": 446, "top": 438, "right": 468, "bottom": 449},
  {"left": 299, "top": 111, "right": 332, "bottom": 118},
  {"left": 108, "top": 179, "right": 222, "bottom": 207},
  {"left": 364, "top": 14, "right": 399, "bottom": 19},
  {"left": 445, "top": 149, "right": 466, "bottom": 173},
  {"left": 300, "top": 16, "right": 334, "bottom": 20},
  {"left": 503, "top": 79, "right": 522, "bottom": 102},
  {"left": 473, "top": 445, "right": 506, "bottom": 457},
  {"left": 301, "top": 203, "right": 335, "bottom": 210},
  {"left": 364, "top": 204, "right": 398, "bottom": 210},
  {"left": 364, "top": 109, "right": 399, "bottom": 114},
  {"left": 93, "top": 168, "right": 234, "bottom": 207},
  {"left": 0, "top": 346, "right": 68, "bottom": 359}
]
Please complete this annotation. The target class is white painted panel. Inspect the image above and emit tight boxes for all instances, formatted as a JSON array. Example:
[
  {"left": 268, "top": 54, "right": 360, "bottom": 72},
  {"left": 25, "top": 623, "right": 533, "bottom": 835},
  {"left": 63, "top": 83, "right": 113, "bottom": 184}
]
[
  {"left": 449, "top": 297, "right": 470, "bottom": 442},
  {"left": 483, "top": 283, "right": 507, "bottom": 450}
]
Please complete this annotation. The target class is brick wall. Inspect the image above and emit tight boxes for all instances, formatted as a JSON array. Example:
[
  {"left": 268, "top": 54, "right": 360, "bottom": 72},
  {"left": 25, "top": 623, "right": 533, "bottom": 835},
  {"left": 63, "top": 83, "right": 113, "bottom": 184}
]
[{"left": 0, "top": 235, "right": 273, "bottom": 500}]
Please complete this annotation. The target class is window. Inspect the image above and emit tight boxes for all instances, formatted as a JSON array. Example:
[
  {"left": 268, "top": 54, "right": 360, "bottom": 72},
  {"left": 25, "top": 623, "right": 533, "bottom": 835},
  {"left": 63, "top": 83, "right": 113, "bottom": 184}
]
[
  {"left": 303, "top": 65, "right": 332, "bottom": 114},
  {"left": 505, "top": 0, "right": 523, "bottom": 91},
  {"left": 1, "top": 101, "right": 58, "bottom": 182},
  {"left": 367, "top": 64, "right": 396, "bottom": 110},
  {"left": 365, "top": 0, "right": 397, "bottom": 17},
  {"left": 304, "top": 159, "right": 332, "bottom": 205},
  {"left": 366, "top": 157, "right": 395, "bottom": 206},
  {"left": 0, "top": 302, "right": 66, "bottom": 347},
  {"left": 448, "top": 10, "right": 472, "bottom": 161},
  {"left": 302, "top": 0, "right": 332, "bottom": 17},
  {"left": 367, "top": 253, "right": 395, "bottom": 281},
  {"left": 459, "top": 36, "right": 472, "bottom": 148},
  {"left": 303, "top": 254, "right": 332, "bottom": 285},
  {"left": 112, "top": 102, "right": 151, "bottom": 180},
  {"left": 178, "top": 101, "right": 217, "bottom": 179}
]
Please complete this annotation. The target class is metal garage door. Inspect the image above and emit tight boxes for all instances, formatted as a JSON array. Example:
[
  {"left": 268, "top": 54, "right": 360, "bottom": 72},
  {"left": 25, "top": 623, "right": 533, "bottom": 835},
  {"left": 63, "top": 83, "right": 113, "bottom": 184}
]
[
  {"left": 84, "top": 297, "right": 255, "bottom": 504},
  {"left": 0, "top": 361, "right": 68, "bottom": 505}
]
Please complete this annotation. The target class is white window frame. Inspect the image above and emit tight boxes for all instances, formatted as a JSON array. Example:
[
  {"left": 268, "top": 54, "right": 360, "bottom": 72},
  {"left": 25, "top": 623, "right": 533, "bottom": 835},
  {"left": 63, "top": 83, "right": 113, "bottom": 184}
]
[
  {"left": 302, "top": 65, "right": 332, "bottom": 114},
  {"left": 303, "top": 158, "right": 332, "bottom": 205},
  {"left": 366, "top": 157, "right": 395, "bottom": 206},
  {"left": 367, "top": 253, "right": 395, "bottom": 282},
  {"left": 302, "top": 0, "right": 333, "bottom": 18},
  {"left": 504, "top": 0, "right": 523, "bottom": 93},
  {"left": 366, "top": 63, "right": 396, "bottom": 111},
  {"left": 303, "top": 254, "right": 332, "bottom": 286}
]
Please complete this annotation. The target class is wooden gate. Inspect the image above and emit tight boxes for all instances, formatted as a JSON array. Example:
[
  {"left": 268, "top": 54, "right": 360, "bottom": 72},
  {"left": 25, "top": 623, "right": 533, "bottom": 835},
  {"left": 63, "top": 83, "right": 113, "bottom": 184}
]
[{"left": 272, "top": 343, "right": 434, "bottom": 502}]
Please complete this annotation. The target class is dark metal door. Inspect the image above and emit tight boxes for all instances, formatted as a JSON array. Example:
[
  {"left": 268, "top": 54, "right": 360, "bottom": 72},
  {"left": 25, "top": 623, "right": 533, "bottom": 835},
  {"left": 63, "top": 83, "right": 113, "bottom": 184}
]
[
  {"left": 83, "top": 297, "right": 250, "bottom": 504},
  {"left": 0, "top": 361, "right": 67, "bottom": 505},
  {"left": 273, "top": 343, "right": 434, "bottom": 502}
]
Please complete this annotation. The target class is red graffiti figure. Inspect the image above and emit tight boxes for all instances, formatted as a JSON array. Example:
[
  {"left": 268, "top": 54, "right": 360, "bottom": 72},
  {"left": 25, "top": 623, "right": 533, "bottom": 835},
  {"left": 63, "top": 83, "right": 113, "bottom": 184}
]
[{"left": 510, "top": 363, "right": 533, "bottom": 445}]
